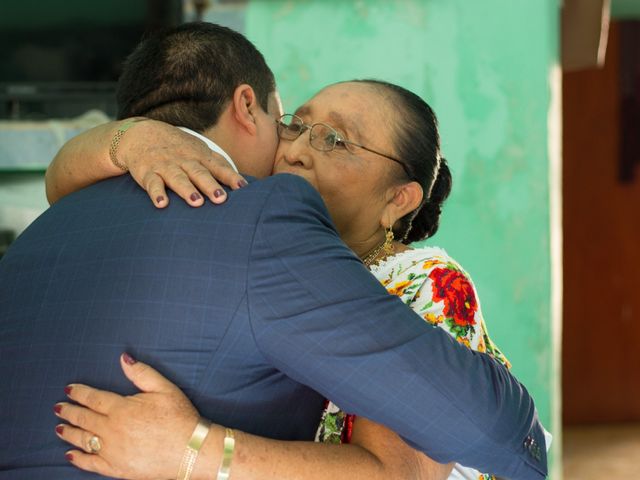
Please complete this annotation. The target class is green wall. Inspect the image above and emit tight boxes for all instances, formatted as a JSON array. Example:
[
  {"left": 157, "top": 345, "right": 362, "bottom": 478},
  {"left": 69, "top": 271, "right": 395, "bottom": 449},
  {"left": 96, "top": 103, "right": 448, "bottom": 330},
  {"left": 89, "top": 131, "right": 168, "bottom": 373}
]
[{"left": 245, "top": 0, "right": 561, "bottom": 476}]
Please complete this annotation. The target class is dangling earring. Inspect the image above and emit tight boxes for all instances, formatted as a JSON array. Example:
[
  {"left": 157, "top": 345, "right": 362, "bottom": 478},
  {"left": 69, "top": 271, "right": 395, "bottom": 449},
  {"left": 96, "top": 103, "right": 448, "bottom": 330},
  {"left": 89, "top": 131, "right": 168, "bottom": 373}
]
[
  {"left": 362, "top": 224, "right": 395, "bottom": 268},
  {"left": 384, "top": 224, "right": 395, "bottom": 255}
]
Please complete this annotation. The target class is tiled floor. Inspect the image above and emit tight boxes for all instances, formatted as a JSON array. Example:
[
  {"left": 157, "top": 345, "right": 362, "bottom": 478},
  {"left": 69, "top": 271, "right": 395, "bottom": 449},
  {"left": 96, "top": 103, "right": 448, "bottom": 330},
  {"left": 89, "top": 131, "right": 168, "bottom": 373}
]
[{"left": 563, "top": 423, "right": 640, "bottom": 479}]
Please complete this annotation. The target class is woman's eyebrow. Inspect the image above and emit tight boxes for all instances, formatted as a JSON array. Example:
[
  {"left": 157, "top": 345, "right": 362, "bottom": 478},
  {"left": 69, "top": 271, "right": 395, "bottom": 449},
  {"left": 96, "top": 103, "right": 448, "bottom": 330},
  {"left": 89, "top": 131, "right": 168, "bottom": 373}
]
[{"left": 293, "top": 106, "right": 363, "bottom": 142}]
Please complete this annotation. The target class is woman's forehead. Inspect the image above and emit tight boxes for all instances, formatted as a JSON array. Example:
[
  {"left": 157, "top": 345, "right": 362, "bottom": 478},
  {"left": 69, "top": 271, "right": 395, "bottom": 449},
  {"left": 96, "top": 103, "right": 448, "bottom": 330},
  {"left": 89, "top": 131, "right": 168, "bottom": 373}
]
[
  {"left": 311, "top": 82, "right": 375, "bottom": 105},
  {"left": 298, "top": 83, "right": 389, "bottom": 128}
]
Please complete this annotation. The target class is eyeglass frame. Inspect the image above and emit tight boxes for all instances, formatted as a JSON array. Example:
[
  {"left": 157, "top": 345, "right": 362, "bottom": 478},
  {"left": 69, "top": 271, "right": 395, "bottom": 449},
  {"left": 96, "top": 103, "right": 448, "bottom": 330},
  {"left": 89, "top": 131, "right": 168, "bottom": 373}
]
[{"left": 275, "top": 114, "right": 414, "bottom": 180}]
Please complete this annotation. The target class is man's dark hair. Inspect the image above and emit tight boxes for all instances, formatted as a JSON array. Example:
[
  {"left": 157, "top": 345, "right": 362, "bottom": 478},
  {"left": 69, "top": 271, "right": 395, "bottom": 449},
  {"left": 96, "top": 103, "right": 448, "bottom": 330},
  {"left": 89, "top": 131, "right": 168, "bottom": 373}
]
[{"left": 116, "top": 22, "right": 276, "bottom": 132}]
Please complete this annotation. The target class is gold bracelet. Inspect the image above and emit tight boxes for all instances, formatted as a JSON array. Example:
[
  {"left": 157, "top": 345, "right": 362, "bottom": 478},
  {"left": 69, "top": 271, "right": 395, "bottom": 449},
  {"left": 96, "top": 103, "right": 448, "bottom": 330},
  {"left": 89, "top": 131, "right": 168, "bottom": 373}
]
[
  {"left": 108, "top": 118, "right": 147, "bottom": 172},
  {"left": 176, "top": 417, "right": 212, "bottom": 480},
  {"left": 216, "top": 428, "right": 235, "bottom": 480}
]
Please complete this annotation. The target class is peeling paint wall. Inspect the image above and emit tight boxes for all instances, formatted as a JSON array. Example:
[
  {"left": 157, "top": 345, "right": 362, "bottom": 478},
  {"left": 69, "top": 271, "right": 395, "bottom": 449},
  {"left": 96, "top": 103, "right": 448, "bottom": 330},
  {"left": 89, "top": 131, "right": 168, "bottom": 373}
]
[{"left": 245, "top": 0, "right": 561, "bottom": 476}]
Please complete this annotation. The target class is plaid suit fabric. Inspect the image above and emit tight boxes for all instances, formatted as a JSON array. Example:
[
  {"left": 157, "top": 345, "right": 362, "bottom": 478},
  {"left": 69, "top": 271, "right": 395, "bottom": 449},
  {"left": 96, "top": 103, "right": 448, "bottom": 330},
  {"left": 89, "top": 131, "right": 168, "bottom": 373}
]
[{"left": 0, "top": 174, "right": 547, "bottom": 479}]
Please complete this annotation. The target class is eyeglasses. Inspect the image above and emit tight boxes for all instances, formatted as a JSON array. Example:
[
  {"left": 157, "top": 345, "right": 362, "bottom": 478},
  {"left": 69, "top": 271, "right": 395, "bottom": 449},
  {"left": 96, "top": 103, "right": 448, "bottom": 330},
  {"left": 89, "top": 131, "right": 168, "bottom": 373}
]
[{"left": 276, "top": 114, "right": 413, "bottom": 179}]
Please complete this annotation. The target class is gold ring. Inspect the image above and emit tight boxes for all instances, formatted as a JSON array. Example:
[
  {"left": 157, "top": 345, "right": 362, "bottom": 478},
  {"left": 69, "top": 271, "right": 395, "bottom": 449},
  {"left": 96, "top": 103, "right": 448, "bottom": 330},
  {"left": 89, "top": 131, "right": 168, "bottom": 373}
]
[{"left": 87, "top": 435, "right": 102, "bottom": 454}]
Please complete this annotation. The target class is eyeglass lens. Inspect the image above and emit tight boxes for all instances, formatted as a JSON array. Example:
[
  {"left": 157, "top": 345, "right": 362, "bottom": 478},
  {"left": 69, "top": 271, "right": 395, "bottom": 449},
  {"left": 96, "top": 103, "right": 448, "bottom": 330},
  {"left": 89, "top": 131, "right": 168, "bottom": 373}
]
[
  {"left": 309, "top": 125, "right": 338, "bottom": 152},
  {"left": 279, "top": 115, "right": 339, "bottom": 152},
  {"left": 278, "top": 115, "right": 303, "bottom": 139}
]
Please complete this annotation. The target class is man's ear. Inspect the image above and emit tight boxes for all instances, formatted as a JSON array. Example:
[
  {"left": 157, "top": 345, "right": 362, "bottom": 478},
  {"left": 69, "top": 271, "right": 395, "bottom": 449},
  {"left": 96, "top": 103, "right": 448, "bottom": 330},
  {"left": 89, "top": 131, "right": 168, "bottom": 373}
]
[
  {"left": 231, "top": 84, "right": 259, "bottom": 135},
  {"left": 382, "top": 181, "right": 424, "bottom": 228}
]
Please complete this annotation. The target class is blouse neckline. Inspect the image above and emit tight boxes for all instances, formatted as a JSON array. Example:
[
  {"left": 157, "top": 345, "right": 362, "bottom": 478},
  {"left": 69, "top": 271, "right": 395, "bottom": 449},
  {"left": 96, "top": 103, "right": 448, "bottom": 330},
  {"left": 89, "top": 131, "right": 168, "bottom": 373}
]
[{"left": 368, "top": 245, "right": 451, "bottom": 275}]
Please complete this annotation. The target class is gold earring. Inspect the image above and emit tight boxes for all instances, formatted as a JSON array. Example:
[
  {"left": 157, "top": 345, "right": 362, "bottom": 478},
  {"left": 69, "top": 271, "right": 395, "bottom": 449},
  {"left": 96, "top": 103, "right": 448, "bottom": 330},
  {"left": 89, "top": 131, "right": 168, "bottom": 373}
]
[{"left": 384, "top": 225, "right": 395, "bottom": 255}]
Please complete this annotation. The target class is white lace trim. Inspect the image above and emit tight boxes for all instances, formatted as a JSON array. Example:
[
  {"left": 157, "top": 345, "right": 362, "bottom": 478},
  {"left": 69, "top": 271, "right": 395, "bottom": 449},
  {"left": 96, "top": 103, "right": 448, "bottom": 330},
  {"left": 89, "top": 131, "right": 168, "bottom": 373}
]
[{"left": 368, "top": 246, "right": 453, "bottom": 277}]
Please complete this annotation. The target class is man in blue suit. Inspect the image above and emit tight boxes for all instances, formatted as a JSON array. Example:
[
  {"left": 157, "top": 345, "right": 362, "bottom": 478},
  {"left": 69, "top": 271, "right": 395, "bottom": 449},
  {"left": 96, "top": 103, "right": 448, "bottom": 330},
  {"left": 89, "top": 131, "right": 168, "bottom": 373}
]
[{"left": 0, "top": 23, "right": 547, "bottom": 479}]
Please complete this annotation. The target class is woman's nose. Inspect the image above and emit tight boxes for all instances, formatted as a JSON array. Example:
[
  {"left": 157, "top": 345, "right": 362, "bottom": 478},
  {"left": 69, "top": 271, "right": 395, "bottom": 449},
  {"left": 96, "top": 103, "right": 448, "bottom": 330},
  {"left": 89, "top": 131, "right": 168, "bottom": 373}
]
[{"left": 281, "top": 132, "right": 313, "bottom": 168}]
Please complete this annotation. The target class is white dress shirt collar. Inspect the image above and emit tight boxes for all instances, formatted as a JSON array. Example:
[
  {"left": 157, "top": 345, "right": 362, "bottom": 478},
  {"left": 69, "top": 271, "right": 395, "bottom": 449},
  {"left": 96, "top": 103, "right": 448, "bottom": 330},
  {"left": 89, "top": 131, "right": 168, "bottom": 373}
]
[{"left": 177, "top": 127, "right": 239, "bottom": 173}]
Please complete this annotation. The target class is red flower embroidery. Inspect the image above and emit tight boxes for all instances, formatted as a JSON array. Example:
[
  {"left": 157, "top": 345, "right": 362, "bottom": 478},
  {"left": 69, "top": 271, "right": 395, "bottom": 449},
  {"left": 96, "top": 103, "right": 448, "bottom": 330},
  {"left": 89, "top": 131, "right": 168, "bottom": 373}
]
[{"left": 428, "top": 267, "right": 478, "bottom": 326}]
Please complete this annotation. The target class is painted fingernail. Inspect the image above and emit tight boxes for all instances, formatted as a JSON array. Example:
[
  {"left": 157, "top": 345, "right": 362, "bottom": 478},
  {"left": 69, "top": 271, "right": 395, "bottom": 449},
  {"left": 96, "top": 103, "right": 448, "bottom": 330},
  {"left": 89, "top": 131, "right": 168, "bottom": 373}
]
[
  {"left": 54, "top": 404, "right": 63, "bottom": 414},
  {"left": 156, "top": 196, "right": 165, "bottom": 204},
  {"left": 238, "top": 179, "right": 248, "bottom": 188},
  {"left": 65, "top": 452, "right": 74, "bottom": 462},
  {"left": 213, "top": 189, "right": 225, "bottom": 198},
  {"left": 56, "top": 425, "right": 64, "bottom": 435},
  {"left": 190, "top": 192, "right": 202, "bottom": 202},
  {"left": 64, "top": 385, "right": 72, "bottom": 395},
  {"left": 122, "top": 352, "right": 137, "bottom": 365}
]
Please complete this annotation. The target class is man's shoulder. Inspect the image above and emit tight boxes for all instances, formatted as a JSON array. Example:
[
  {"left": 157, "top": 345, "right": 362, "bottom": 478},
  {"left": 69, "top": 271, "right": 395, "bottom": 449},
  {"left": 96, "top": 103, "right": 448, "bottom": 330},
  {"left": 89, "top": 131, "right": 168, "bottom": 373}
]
[
  {"left": 48, "top": 174, "right": 328, "bottom": 226},
  {"left": 246, "top": 173, "right": 319, "bottom": 198},
  {"left": 245, "top": 174, "right": 328, "bottom": 218},
  {"left": 53, "top": 176, "right": 146, "bottom": 208}
]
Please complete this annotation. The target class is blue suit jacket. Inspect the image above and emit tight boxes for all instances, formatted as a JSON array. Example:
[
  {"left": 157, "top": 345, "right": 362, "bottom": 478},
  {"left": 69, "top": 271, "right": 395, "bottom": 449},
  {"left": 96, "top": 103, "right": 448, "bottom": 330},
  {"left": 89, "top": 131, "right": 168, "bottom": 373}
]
[{"left": 0, "top": 174, "right": 547, "bottom": 479}]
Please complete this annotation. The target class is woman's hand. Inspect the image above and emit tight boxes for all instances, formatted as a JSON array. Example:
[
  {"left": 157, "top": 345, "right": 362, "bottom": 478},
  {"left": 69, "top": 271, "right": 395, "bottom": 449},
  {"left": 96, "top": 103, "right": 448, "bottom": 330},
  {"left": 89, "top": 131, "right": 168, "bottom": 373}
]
[
  {"left": 46, "top": 119, "right": 248, "bottom": 208},
  {"left": 54, "top": 353, "right": 204, "bottom": 480},
  {"left": 118, "top": 120, "right": 248, "bottom": 208}
]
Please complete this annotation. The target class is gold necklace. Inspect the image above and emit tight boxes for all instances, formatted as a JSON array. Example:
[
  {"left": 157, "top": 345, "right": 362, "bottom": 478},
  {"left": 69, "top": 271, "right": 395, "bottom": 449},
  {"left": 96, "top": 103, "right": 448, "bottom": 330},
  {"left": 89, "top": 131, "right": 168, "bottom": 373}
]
[{"left": 361, "top": 241, "right": 387, "bottom": 267}]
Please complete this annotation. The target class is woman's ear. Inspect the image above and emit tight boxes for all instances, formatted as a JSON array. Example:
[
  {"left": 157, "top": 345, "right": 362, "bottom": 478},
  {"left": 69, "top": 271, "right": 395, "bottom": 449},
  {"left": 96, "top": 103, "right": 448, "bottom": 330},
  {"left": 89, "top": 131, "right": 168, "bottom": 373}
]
[
  {"left": 231, "top": 84, "right": 259, "bottom": 134},
  {"left": 382, "top": 181, "right": 424, "bottom": 228}
]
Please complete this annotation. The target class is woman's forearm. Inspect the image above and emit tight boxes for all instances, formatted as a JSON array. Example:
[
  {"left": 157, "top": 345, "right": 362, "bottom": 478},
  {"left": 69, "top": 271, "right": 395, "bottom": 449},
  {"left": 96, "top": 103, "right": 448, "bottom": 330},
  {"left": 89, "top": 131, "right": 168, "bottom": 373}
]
[
  {"left": 45, "top": 121, "right": 126, "bottom": 204},
  {"left": 197, "top": 431, "right": 385, "bottom": 480},
  {"left": 193, "top": 420, "right": 452, "bottom": 480}
]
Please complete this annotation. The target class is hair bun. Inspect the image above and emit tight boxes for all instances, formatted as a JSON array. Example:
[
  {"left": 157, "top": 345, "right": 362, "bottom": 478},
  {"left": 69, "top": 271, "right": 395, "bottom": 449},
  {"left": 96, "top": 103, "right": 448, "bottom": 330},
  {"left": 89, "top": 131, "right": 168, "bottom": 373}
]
[{"left": 405, "top": 158, "right": 452, "bottom": 242}]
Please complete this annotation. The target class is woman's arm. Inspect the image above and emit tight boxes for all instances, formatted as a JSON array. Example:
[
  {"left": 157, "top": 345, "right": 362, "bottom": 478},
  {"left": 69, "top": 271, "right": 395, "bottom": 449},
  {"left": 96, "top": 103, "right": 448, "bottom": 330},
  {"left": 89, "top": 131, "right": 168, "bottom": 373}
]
[
  {"left": 55, "top": 355, "right": 453, "bottom": 480},
  {"left": 350, "top": 418, "right": 455, "bottom": 480},
  {"left": 202, "top": 418, "right": 452, "bottom": 480},
  {"left": 45, "top": 120, "right": 126, "bottom": 204},
  {"left": 45, "top": 119, "right": 246, "bottom": 207}
]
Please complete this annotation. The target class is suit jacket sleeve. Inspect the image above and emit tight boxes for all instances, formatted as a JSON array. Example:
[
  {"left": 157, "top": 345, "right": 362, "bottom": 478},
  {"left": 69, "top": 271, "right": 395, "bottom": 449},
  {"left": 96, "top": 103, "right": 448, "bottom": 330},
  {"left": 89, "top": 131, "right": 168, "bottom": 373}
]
[{"left": 247, "top": 174, "right": 548, "bottom": 480}]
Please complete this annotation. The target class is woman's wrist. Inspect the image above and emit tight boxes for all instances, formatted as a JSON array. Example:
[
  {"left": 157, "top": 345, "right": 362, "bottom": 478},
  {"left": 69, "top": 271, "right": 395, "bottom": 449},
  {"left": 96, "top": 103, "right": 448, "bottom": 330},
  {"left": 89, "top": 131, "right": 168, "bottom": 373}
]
[
  {"left": 176, "top": 417, "right": 213, "bottom": 480},
  {"left": 108, "top": 117, "right": 149, "bottom": 173},
  {"left": 216, "top": 428, "right": 235, "bottom": 480},
  {"left": 191, "top": 423, "right": 226, "bottom": 480}
]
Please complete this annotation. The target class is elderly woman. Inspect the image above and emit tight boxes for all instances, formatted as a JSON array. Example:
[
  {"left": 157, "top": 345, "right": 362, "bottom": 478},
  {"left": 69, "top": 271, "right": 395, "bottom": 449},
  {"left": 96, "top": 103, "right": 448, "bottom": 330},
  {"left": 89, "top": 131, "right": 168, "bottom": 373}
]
[{"left": 46, "top": 79, "right": 536, "bottom": 480}]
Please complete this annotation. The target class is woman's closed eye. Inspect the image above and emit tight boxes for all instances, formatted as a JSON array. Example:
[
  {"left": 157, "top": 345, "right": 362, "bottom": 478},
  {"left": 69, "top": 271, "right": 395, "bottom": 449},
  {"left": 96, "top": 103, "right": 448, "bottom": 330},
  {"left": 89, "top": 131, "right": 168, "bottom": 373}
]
[
  {"left": 324, "top": 131, "right": 342, "bottom": 149},
  {"left": 329, "top": 131, "right": 352, "bottom": 151}
]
